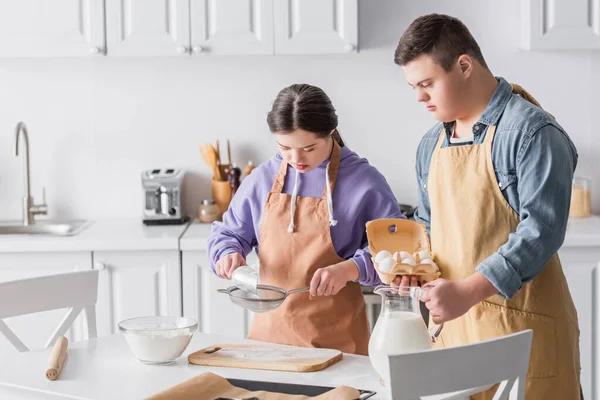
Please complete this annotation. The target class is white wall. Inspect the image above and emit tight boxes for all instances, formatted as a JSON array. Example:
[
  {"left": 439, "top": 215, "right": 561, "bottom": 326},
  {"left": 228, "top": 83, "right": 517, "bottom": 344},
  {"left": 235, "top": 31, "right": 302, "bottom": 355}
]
[{"left": 0, "top": 0, "right": 597, "bottom": 221}]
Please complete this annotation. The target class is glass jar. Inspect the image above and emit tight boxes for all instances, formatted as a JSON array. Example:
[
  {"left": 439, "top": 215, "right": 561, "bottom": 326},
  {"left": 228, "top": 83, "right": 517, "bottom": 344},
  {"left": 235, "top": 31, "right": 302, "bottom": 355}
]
[
  {"left": 198, "top": 199, "right": 221, "bottom": 223},
  {"left": 569, "top": 177, "right": 591, "bottom": 218}
]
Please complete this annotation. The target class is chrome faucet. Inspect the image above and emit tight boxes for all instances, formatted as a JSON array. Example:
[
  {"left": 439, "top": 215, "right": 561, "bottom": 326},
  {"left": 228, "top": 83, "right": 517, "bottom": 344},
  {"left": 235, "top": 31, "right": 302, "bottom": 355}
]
[{"left": 13, "top": 122, "right": 47, "bottom": 225}]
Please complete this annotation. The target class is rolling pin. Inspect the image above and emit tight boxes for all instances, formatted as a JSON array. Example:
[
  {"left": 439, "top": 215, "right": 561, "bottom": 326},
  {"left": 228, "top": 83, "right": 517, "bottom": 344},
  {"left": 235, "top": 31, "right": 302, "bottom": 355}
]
[{"left": 46, "top": 336, "right": 68, "bottom": 381}]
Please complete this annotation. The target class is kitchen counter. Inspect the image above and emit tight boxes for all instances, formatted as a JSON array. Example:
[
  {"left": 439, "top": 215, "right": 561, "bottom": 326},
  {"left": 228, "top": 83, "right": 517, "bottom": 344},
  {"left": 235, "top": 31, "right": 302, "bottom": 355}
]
[
  {"left": 0, "top": 332, "right": 489, "bottom": 400},
  {"left": 180, "top": 216, "right": 600, "bottom": 251},
  {"left": 563, "top": 215, "right": 600, "bottom": 247},
  {"left": 0, "top": 218, "right": 190, "bottom": 253},
  {"left": 0, "top": 215, "right": 598, "bottom": 254},
  {"left": 179, "top": 221, "right": 212, "bottom": 251},
  {"left": 0, "top": 333, "right": 387, "bottom": 400}
]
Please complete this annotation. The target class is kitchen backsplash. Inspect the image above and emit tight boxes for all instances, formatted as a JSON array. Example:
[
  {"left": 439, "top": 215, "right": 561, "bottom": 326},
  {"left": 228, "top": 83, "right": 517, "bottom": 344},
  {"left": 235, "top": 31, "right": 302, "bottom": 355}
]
[{"left": 0, "top": 0, "right": 597, "bottom": 221}]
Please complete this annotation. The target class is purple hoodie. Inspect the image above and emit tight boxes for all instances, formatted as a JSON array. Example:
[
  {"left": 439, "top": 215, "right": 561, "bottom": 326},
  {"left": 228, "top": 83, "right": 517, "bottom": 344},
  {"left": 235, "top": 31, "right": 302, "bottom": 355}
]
[{"left": 207, "top": 146, "right": 404, "bottom": 287}]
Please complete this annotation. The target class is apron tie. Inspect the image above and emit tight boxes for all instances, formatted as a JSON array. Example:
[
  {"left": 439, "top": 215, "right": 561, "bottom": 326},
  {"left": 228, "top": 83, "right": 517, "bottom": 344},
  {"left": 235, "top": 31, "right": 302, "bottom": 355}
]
[
  {"left": 510, "top": 83, "right": 554, "bottom": 118},
  {"left": 287, "top": 167, "right": 300, "bottom": 233},
  {"left": 325, "top": 161, "right": 338, "bottom": 227}
]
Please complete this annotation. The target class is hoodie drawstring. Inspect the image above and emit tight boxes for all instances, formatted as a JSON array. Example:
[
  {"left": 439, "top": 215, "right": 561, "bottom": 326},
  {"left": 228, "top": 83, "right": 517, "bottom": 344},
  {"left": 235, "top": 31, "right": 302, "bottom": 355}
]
[
  {"left": 287, "top": 161, "right": 337, "bottom": 233},
  {"left": 325, "top": 161, "right": 338, "bottom": 227},
  {"left": 287, "top": 168, "right": 300, "bottom": 233}
]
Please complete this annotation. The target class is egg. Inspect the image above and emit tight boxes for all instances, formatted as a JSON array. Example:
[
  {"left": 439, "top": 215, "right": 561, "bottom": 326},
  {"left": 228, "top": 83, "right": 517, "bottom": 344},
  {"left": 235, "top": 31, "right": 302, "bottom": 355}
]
[
  {"left": 398, "top": 251, "right": 412, "bottom": 261},
  {"left": 375, "top": 250, "right": 392, "bottom": 264},
  {"left": 419, "top": 259, "right": 437, "bottom": 266},
  {"left": 400, "top": 258, "right": 417, "bottom": 266},
  {"left": 378, "top": 257, "right": 396, "bottom": 273},
  {"left": 416, "top": 250, "right": 433, "bottom": 262}
]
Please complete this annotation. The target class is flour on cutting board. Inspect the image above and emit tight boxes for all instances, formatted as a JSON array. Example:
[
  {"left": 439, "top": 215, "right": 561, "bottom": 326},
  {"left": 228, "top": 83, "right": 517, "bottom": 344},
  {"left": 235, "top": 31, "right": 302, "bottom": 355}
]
[{"left": 213, "top": 347, "right": 339, "bottom": 362}]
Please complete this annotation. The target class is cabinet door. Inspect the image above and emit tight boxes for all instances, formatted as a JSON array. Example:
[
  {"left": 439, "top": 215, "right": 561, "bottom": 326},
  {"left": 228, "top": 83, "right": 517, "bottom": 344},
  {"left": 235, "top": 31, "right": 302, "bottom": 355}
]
[
  {"left": 182, "top": 250, "right": 249, "bottom": 338},
  {"left": 274, "top": 0, "right": 357, "bottom": 54},
  {"left": 0, "top": 0, "right": 105, "bottom": 57},
  {"left": 561, "top": 261, "right": 595, "bottom": 400},
  {"left": 106, "top": 0, "right": 190, "bottom": 56},
  {"left": 189, "top": 0, "right": 273, "bottom": 55},
  {"left": 0, "top": 252, "right": 92, "bottom": 359},
  {"left": 94, "top": 251, "right": 181, "bottom": 336},
  {"left": 522, "top": 0, "right": 600, "bottom": 50}
]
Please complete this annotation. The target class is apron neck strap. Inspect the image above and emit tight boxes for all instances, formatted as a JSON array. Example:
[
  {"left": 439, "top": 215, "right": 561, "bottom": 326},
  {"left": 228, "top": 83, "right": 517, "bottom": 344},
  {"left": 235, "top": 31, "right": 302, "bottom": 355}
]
[
  {"left": 435, "top": 127, "right": 446, "bottom": 150},
  {"left": 321, "top": 141, "right": 342, "bottom": 200},
  {"left": 483, "top": 125, "right": 497, "bottom": 144},
  {"left": 271, "top": 156, "right": 289, "bottom": 193}
]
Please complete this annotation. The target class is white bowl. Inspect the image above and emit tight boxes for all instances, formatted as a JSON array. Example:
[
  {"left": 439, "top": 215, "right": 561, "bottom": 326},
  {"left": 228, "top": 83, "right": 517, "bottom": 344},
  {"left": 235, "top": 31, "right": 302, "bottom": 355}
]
[{"left": 118, "top": 316, "right": 198, "bottom": 364}]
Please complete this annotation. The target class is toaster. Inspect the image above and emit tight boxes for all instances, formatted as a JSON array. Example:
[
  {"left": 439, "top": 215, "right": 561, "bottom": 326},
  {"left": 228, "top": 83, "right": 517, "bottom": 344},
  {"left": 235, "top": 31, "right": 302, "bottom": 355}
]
[{"left": 141, "top": 168, "right": 189, "bottom": 225}]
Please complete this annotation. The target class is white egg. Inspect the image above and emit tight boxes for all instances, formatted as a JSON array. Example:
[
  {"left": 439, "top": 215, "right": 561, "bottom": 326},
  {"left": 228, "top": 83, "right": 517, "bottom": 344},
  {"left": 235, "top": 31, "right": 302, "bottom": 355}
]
[
  {"left": 375, "top": 250, "right": 392, "bottom": 264},
  {"left": 378, "top": 257, "right": 396, "bottom": 273},
  {"left": 398, "top": 251, "right": 412, "bottom": 261},
  {"left": 419, "top": 259, "right": 436, "bottom": 266},
  {"left": 416, "top": 250, "right": 432, "bottom": 262},
  {"left": 400, "top": 258, "right": 417, "bottom": 266}
]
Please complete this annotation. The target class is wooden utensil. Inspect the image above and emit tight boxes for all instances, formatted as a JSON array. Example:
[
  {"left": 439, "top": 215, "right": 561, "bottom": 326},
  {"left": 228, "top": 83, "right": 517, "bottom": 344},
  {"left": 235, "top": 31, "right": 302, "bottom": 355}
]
[
  {"left": 46, "top": 336, "right": 68, "bottom": 381},
  {"left": 216, "top": 140, "right": 222, "bottom": 165},
  {"left": 188, "top": 343, "right": 342, "bottom": 372},
  {"left": 227, "top": 139, "right": 231, "bottom": 165},
  {"left": 199, "top": 143, "right": 224, "bottom": 181}
]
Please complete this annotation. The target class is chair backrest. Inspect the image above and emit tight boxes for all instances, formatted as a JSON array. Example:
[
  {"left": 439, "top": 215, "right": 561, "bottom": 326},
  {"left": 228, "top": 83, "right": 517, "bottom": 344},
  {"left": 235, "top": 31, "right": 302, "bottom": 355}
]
[
  {"left": 386, "top": 329, "right": 533, "bottom": 400},
  {"left": 0, "top": 270, "right": 99, "bottom": 352}
]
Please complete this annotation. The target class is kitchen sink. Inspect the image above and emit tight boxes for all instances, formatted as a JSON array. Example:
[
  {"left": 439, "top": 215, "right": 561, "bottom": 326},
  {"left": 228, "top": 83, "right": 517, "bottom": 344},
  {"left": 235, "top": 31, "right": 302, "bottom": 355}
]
[{"left": 0, "top": 220, "right": 92, "bottom": 236}]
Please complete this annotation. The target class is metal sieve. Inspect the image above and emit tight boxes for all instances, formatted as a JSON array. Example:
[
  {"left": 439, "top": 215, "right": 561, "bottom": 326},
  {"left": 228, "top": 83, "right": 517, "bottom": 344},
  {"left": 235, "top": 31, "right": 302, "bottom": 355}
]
[{"left": 217, "top": 284, "right": 310, "bottom": 313}]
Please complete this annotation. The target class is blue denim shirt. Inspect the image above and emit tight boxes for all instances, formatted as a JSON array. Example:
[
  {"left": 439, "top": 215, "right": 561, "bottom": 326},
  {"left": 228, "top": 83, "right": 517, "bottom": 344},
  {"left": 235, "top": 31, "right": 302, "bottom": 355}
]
[{"left": 414, "top": 77, "right": 578, "bottom": 299}]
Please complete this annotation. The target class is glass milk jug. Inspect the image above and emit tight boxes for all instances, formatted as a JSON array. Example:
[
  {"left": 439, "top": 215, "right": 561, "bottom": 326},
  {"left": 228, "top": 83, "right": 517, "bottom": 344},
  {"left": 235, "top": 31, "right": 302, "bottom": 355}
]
[{"left": 368, "top": 285, "right": 444, "bottom": 382}]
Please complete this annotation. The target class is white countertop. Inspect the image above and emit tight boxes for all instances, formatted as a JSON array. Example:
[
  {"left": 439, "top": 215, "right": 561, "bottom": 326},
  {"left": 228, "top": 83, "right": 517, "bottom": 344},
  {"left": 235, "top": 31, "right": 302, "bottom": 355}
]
[
  {"left": 563, "top": 216, "right": 600, "bottom": 247},
  {"left": 0, "top": 219, "right": 190, "bottom": 253},
  {"left": 179, "top": 216, "right": 600, "bottom": 252},
  {"left": 0, "top": 333, "right": 387, "bottom": 400},
  {"left": 0, "top": 332, "right": 487, "bottom": 400},
  {"left": 0, "top": 215, "right": 598, "bottom": 254},
  {"left": 179, "top": 221, "right": 212, "bottom": 251}
]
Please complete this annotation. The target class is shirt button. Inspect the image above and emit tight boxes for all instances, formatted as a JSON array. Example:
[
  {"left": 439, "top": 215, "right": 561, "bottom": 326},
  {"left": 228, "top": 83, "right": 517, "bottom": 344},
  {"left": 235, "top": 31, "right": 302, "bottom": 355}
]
[
  {"left": 498, "top": 182, "right": 503, "bottom": 188},
  {"left": 423, "top": 183, "right": 427, "bottom": 189},
  {"left": 474, "top": 125, "right": 480, "bottom": 131}
]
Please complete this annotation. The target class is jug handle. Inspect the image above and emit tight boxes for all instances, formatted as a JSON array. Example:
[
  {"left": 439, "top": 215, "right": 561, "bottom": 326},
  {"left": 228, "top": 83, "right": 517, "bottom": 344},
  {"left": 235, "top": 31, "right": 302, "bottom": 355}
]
[
  {"left": 429, "top": 322, "right": 444, "bottom": 343},
  {"left": 416, "top": 286, "right": 444, "bottom": 343}
]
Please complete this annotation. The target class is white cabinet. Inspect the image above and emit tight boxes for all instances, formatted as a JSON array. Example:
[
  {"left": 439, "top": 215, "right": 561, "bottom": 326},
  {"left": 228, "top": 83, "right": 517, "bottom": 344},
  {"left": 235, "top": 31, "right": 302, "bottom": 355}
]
[
  {"left": 93, "top": 250, "right": 182, "bottom": 337},
  {"left": 0, "top": 0, "right": 357, "bottom": 57},
  {"left": 559, "top": 247, "right": 599, "bottom": 400},
  {"left": 106, "top": 0, "right": 191, "bottom": 56},
  {"left": 0, "top": 252, "right": 92, "bottom": 359},
  {"left": 522, "top": 0, "right": 600, "bottom": 50},
  {"left": 0, "top": 0, "right": 105, "bottom": 57},
  {"left": 274, "top": 0, "right": 358, "bottom": 54},
  {"left": 182, "top": 250, "right": 251, "bottom": 338},
  {"left": 190, "top": 0, "right": 274, "bottom": 55}
]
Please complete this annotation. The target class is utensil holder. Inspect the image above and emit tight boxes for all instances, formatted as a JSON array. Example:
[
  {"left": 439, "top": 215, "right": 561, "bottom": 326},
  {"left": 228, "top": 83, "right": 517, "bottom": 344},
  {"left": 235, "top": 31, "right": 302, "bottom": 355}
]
[{"left": 212, "top": 179, "right": 232, "bottom": 219}]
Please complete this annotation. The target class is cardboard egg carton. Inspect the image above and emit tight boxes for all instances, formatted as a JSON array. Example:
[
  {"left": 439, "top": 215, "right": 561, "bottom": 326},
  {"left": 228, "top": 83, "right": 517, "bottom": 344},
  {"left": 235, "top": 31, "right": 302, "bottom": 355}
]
[{"left": 366, "top": 218, "right": 441, "bottom": 284}]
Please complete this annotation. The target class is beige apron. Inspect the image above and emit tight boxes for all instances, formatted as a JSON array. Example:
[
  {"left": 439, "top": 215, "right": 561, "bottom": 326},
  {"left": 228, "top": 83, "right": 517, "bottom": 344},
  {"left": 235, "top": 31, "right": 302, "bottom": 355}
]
[
  {"left": 248, "top": 142, "right": 371, "bottom": 355},
  {"left": 428, "top": 119, "right": 581, "bottom": 398}
]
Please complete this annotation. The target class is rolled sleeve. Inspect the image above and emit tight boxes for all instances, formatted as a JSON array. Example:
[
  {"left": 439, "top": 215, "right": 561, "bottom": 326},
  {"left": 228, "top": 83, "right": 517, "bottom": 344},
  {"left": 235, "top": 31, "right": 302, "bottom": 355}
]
[{"left": 476, "top": 124, "right": 577, "bottom": 299}]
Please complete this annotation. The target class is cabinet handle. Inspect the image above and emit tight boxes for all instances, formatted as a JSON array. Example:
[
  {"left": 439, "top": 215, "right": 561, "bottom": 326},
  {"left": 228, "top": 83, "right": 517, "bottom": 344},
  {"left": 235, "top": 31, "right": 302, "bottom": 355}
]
[
  {"left": 192, "top": 45, "right": 204, "bottom": 54},
  {"left": 95, "top": 262, "right": 106, "bottom": 271},
  {"left": 89, "top": 47, "right": 101, "bottom": 55},
  {"left": 345, "top": 43, "right": 356, "bottom": 52},
  {"left": 177, "top": 46, "right": 188, "bottom": 54}
]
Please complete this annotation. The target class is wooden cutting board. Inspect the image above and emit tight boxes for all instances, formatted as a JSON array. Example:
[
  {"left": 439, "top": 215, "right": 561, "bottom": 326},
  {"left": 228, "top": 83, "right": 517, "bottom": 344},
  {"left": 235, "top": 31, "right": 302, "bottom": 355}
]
[{"left": 188, "top": 343, "right": 343, "bottom": 372}]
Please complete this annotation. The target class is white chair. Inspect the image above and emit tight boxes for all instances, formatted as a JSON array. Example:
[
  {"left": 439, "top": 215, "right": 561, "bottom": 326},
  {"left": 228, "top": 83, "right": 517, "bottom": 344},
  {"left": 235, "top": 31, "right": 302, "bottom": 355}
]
[
  {"left": 386, "top": 329, "right": 533, "bottom": 400},
  {"left": 0, "top": 270, "right": 99, "bottom": 351}
]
